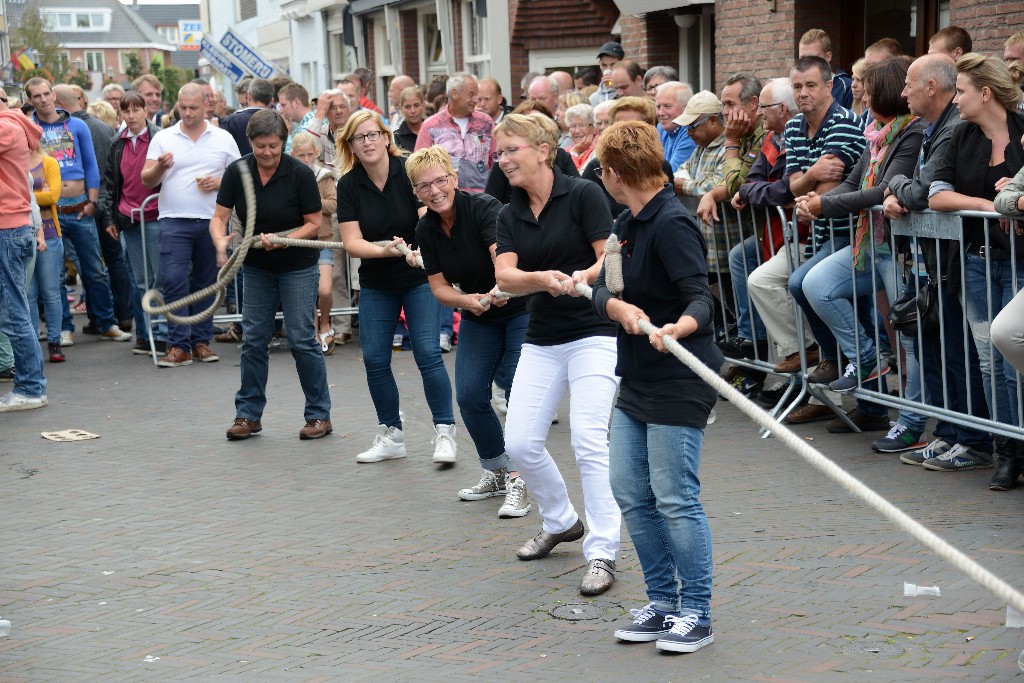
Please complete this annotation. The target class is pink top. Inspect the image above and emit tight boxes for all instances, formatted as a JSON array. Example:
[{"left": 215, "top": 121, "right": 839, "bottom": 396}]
[
  {"left": 0, "top": 111, "right": 42, "bottom": 229},
  {"left": 118, "top": 128, "right": 159, "bottom": 222}
]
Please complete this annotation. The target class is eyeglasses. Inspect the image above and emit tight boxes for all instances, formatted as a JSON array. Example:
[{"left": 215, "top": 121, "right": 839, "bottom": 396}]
[
  {"left": 491, "top": 145, "right": 532, "bottom": 162},
  {"left": 350, "top": 130, "right": 383, "bottom": 144},
  {"left": 568, "top": 123, "right": 593, "bottom": 131},
  {"left": 413, "top": 174, "right": 453, "bottom": 195},
  {"left": 757, "top": 102, "right": 784, "bottom": 111},
  {"left": 686, "top": 114, "right": 714, "bottom": 133}
]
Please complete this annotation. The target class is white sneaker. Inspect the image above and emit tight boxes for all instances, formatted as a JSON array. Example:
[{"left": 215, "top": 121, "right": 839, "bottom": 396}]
[
  {"left": 432, "top": 423, "right": 457, "bottom": 463},
  {"left": 59, "top": 331, "right": 74, "bottom": 347},
  {"left": 100, "top": 325, "right": 132, "bottom": 342},
  {"left": 490, "top": 382, "right": 508, "bottom": 415},
  {"left": 356, "top": 425, "right": 406, "bottom": 463},
  {"left": 439, "top": 333, "right": 453, "bottom": 353},
  {"left": 0, "top": 391, "right": 46, "bottom": 412},
  {"left": 498, "top": 476, "right": 531, "bottom": 518}
]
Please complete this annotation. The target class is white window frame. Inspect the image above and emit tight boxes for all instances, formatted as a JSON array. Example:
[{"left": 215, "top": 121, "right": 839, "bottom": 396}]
[
  {"left": 678, "top": 11, "right": 713, "bottom": 92},
  {"left": 417, "top": 8, "right": 447, "bottom": 83},
  {"left": 40, "top": 9, "right": 110, "bottom": 32},
  {"left": 118, "top": 50, "right": 135, "bottom": 76},
  {"left": 84, "top": 50, "right": 104, "bottom": 73},
  {"left": 156, "top": 25, "right": 180, "bottom": 46},
  {"left": 461, "top": 0, "right": 489, "bottom": 79},
  {"left": 527, "top": 47, "right": 593, "bottom": 75},
  {"left": 372, "top": 12, "right": 398, "bottom": 106}
]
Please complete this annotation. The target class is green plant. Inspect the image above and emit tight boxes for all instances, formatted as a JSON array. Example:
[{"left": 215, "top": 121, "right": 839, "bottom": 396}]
[{"left": 11, "top": 4, "right": 70, "bottom": 83}]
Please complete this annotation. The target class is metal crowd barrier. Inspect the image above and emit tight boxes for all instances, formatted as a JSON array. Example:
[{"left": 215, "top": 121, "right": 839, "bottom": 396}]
[
  {"left": 708, "top": 198, "right": 1024, "bottom": 441},
  {"left": 134, "top": 196, "right": 360, "bottom": 366}
]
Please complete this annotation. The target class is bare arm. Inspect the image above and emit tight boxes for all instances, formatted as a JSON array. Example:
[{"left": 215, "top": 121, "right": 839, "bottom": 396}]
[{"left": 338, "top": 220, "right": 409, "bottom": 259}]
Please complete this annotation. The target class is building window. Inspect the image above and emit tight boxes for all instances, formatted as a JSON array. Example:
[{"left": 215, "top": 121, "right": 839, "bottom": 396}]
[
  {"left": 156, "top": 25, "right": 179, "bottom": 45},
  {"left": 462, "top": 0, "right": 488, "bottom": 79},
  {"left": 85, "top": 51, "right": 104, "bottom": 73},
  {"left": 237, "top": 0, "right": 257, "bottom": 22},
  {"left": 41, "top": 10, "right": 108, "bottom": 32},
  {"left": 119, "top": 51, "right": 135, "bottom": 75},
  {"left": 422, "top": 12, "right": 445, "bottom": 78}
]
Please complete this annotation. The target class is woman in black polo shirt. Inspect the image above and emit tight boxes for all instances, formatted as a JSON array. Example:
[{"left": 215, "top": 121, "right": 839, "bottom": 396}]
[
  {"left": 210, "top": 109, "right": 332, "bottom": 441},
  {"left": 335, "top": 111, "right": 457, "bottom": 465},
  {"left": 590, "top": 121, "right": 722, "bottom": 653},
  {"left": 493, "top": 113, "right": 621, "bottom": 596},
  {"left": 407, "top": 145, "right": 532, "bottom": 517}
]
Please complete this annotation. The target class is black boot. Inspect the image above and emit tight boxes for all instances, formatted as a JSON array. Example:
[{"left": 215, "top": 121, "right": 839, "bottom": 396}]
[{"left": 988, "top": 437, "right": 1022, "bottom": 491}]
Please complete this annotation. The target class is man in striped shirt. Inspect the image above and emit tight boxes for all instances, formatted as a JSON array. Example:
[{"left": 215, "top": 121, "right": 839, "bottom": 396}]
[{"left": 783, "top": 56, "right": 867, "bottom": 394}]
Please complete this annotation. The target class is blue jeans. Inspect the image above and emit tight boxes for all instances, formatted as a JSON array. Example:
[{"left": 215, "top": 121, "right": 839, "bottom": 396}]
[
  {"left": 58, "top": 203, "right": 117, "bottom": 332},
  {"left": 359, "top": 283, "right": 454, "bottom": 428},
  {"left": 729, "top": 235, "right": 766, "bottom": 342},
  {"left": 235, "top": 264, "right": 331, "bottom": 422},
  {"left": 27, "top": 236, "right": 64, "bottom": 345},
  {"left": 922, "top": 279, "right": 992, "bottom": 450},
  {"left": 455, "top": 313, "right": 528, "bottom": 470},
  {"left": 0, "top": 226, "right": 46, "bottom": 397},
  {"left": 121, "top": 217, "right": 167, "bottom": 342},
  {"left": 609, "top": 409, "right": 712, "bottom": 618},
  {"left": 963, "top": 252, "right": 1024, "bottom": 426},
  {"left": 790, "top": 235, "right": 850, "bottom": 361},
  {"left": 159, "top": 217, "right": 218, "bottom": 352},
  {"left": 439, "top": 304, "right": 454, "bottom": 338},
  {"left": 95, "top": 208, "right": 133, "bottom": 323}
]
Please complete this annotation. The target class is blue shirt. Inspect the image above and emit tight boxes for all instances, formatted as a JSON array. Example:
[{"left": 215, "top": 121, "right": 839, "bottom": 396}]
[
  {"left": 658, "top": 124, "right": 696, "bottom": 171},
  {"left": 33, "top": 111, "right": 99, "bottom": 189}
]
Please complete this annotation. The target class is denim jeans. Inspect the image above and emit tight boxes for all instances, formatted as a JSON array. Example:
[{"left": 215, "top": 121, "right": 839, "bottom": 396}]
[
  {"left": 160, "top": 217, "right": 218, "bottom": 352},
  {"left": 963, "top": 252, "right": 1024, "bottom": 426},
  {"left": 729, "top": 235, "right": 766, "bottom": 342},
  {"left": 121, "top": 217, "right": 167, "bottom": 342},
  {"left": 609, "top": 409, "right": 712, "bottom": 618},
  {"left": 0, "top": 226, "right": 46, "bottom": 397},
  {"left": 27, "top": 236, "right": 65, "bottom": 345},
  {"left": 922, "top": 280, "right": 992, "bottom": 450},
  {"left": 95, "top": 207, "right": 133, "bottom": 323},
  {"left": 57, "top": 204, "right": 117, "bottom": 332},
  {"left": 235, "top": 264, "right": 331, "bottom": 422},
  {"left": 359, "top": 283, "right": 454, "bottom": 428},
  {"left": 455, "top": 313, "right": 529, "bottom": 471},
  {"left": 439, "top": 304, "right": 454, "bottom": 339},
  {"left": 790, "top": 235, "right": 850, "bottom": 361}
]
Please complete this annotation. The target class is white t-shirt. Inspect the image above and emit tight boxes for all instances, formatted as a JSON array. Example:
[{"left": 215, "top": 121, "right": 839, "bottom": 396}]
[{"left": 147, "top": 121, "right": 241, "bottom": 219}]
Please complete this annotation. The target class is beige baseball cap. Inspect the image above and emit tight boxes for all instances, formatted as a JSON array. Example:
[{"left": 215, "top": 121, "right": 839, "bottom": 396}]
[{"left": 673, "top": 90, "right": 723, "bottom": 127}]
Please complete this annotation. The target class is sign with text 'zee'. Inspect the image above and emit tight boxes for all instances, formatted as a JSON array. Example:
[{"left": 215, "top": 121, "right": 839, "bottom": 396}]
[
  {"left": 219, "top": 30, "right": 278, "bottom": 80},
  {"left": 179, "top": 20, "right": 202, "bottom": 51}
]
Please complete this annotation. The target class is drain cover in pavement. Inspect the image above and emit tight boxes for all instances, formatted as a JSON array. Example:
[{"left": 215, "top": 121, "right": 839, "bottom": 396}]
[
  {"left": 840, "top": 641, "right": 905, "bottom": 658},
  {"left": 550, "top": 603, "right": 604, "bottom": 621}
]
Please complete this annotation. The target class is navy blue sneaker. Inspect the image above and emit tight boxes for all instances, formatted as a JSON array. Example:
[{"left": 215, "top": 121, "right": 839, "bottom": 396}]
[
  {"left": 614, "top": 604, "right": 675, "bottom": 642},
  {"left": 655, "top": 614, "right": 714, "bottom": 653},
  {"left": 829, "top": 358, "right": 889, "bottom": 393}
]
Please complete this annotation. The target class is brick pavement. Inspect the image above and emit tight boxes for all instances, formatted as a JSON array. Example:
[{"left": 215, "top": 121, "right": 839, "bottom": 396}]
[{"left": 1, "top": 334, "right": 1023, "bottom": 682}]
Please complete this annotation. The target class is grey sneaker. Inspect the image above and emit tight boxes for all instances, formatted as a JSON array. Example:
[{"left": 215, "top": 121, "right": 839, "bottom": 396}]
[
  {"left": 900, "top": 438, "right": 952, "bottom": 466},
  {"left": 498, "top": 476, "right": 531, "bottom": 518},
  {"left": 655, "top": 614, "right": 714, "bottom": 653},
  {"left": 458, "top": 468, "right": 507, "bottom": 500},
  {"left": 580, "top": 558, "right": 616, "bottom": 595},
  {"left": 0, "top": 391, "right": 46, "bottom": 412},
  {"left": 613, "top": 604, "right": 676, "bottom": 642},
  {"left": 829, "top": 358, "right": 889, "bottom": 393},
  {"left": 921, "top": 443, "right": 993, "bottom": 471}
]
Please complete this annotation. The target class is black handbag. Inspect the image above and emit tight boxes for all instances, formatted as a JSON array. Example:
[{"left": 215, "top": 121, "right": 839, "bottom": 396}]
[{"left": 888, "top": 281, "right": 939, "bottom": 337}]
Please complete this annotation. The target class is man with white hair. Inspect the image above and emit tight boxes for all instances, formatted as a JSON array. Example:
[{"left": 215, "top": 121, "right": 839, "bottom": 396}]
[
  {"left": 527, "top": 75, "right": 559, "bottom": 117},
  {"left": 654, "top": 81, "right": 696, "bottom": 170}
]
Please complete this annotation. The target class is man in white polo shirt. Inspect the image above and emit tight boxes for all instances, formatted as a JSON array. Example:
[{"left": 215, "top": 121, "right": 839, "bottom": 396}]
[{"left": 142, "top": 83, "right": 240, "bottom": 368}]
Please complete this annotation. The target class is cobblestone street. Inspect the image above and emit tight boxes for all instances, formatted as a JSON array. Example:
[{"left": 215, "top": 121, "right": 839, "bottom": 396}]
[{"left": 2, "top": 335, "right": 1023, "bottom": 682}]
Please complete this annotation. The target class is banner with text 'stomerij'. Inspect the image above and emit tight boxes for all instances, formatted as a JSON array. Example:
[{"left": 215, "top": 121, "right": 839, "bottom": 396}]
[
  {"left": 200, "top": 36, "right": 245, "bottom": 84},
  {"left": 219, "top": 30, "right": 279, "bottom": 80}
]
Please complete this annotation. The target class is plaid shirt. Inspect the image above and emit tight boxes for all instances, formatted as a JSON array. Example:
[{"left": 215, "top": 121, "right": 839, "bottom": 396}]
[{"left": 676, "top": 134, "right": 737, "bottom": 272}]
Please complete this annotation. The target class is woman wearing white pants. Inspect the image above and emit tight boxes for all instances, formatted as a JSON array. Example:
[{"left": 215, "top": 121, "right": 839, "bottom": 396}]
[{"left": 493, "top": 113, "right": 621, "bottom": 595}]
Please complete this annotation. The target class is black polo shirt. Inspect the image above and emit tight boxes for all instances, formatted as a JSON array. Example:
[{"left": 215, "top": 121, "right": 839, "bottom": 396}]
[
  {"left": 496, "top": 168, "right": 616, "bottom": 345},
  {"left": 217, "top": 153, "right": 322, "bottom": 273},
  {"left": 417, "top": 190, "right": 527, "bottom": 323},
  {"left": 337, "top": 155, "right": 426, "bottom": 289}
]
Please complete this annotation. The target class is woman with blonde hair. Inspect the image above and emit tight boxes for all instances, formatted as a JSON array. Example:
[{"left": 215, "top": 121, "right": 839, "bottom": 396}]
[
  {"left": 393, "top": 87, "right": 426, "bottom": 153},
  {"left": 407, "top": 145, "right": 531, "bottom": 516},
  {"left": 335, "top": 110, "right": 457, "bottom": 464},
  {"left": 929, "top": 53, "right": 1024, "bottom": 481},
  {"left": 850, "top": 58, "right": 868, "bottom": 120},
  {"left": 493, "top": 113, "right": 620, "bottom": 595}
]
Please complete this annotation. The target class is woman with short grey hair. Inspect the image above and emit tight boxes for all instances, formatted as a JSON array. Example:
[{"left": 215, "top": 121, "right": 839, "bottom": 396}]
[{"left": 565, "top": 102, "right": 597, "bottom": 170}]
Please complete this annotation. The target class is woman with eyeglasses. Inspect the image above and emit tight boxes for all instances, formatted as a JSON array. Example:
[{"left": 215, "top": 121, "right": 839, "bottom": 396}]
[
  {"left": 406, "top": 145, "right": 532, "bottom": 517},
  {"left": 335, "top": 111, "right": 457, "bottom": 465},
  {"left": 493, "top": 113, "right": 621, "bottom": 596},
  {"left": 565, "top": 103, "right": 598, "bottom": 170}
]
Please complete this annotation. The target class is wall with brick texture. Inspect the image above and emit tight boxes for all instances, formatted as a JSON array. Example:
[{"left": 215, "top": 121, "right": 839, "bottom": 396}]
[
  {"left": 620, "top": 14, "right": 680, "bottom": 70},
  {"left": 400, "top": 10, "right": 420, "bottom": 80},
  {"left": 715, "top": 0, "right": 795, "bottom": 89},
  {"left": 949, "top": 0, "right": 1023, "bottom": 57}
]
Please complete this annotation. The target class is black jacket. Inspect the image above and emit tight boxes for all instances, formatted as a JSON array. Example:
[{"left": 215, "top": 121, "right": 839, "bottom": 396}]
[
  {"left": 99, "top": 121, "right": 162, "bottom": 230},
  {"left": 394, "top": 121, "right": 418, "bottom": 154}
]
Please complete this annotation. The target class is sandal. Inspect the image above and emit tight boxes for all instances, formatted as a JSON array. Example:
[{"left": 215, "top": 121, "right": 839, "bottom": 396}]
[{"left": 318, "top": 328, "right": 336, "bottom": 355}]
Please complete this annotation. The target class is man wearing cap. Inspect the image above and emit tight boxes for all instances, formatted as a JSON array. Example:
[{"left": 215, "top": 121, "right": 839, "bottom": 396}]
[
  {"left": 590, "top": 42, "right": 624, "bottom": 106},
  {"left": 673, "top": 90, "right": 739, "bottom": 276}
]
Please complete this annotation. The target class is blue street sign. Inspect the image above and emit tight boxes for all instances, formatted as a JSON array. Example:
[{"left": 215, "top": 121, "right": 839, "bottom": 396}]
[
  {"left": 200, "top": 36, "right": 246, "bottom": 84},
  {"left": 219, "top": 31, "right": 278, "bottom": 81}
]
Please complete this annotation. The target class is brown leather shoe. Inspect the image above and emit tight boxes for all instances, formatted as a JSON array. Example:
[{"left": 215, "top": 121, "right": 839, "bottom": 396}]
[
  {"left": 783, "top": 404, "right": 835, "bottom": 424},
  {"left": 226, "top": 417, "right": 262, "bottom": 440},
  {"left": 773, "top": 347, "right": 821, "bottom": 374},
  {"left": 215, "top": 325, "right": 242, "bottom": 343},
  {"left": 806, "top": 359, "right": 841, "bottom": 384},
  {"left": 156, "top": 346, "right": 192, "bottom": 368},
  {"left": 193, "top": 342, "right": 219, "bottom": 363},
  {"left": 516, "top": 518, "right": 585, "bottom": 561},
  {"left": 299, "top": 418, "right": 333, "bottom": 440}
]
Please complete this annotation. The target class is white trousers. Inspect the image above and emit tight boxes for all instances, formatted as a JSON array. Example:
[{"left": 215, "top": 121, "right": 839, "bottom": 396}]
[
  {"left": 505, "top": 336, "right": 621, "bottom": 561},
  {"left": 747, "top": 243, "right": 811, "bottom": 358}
]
